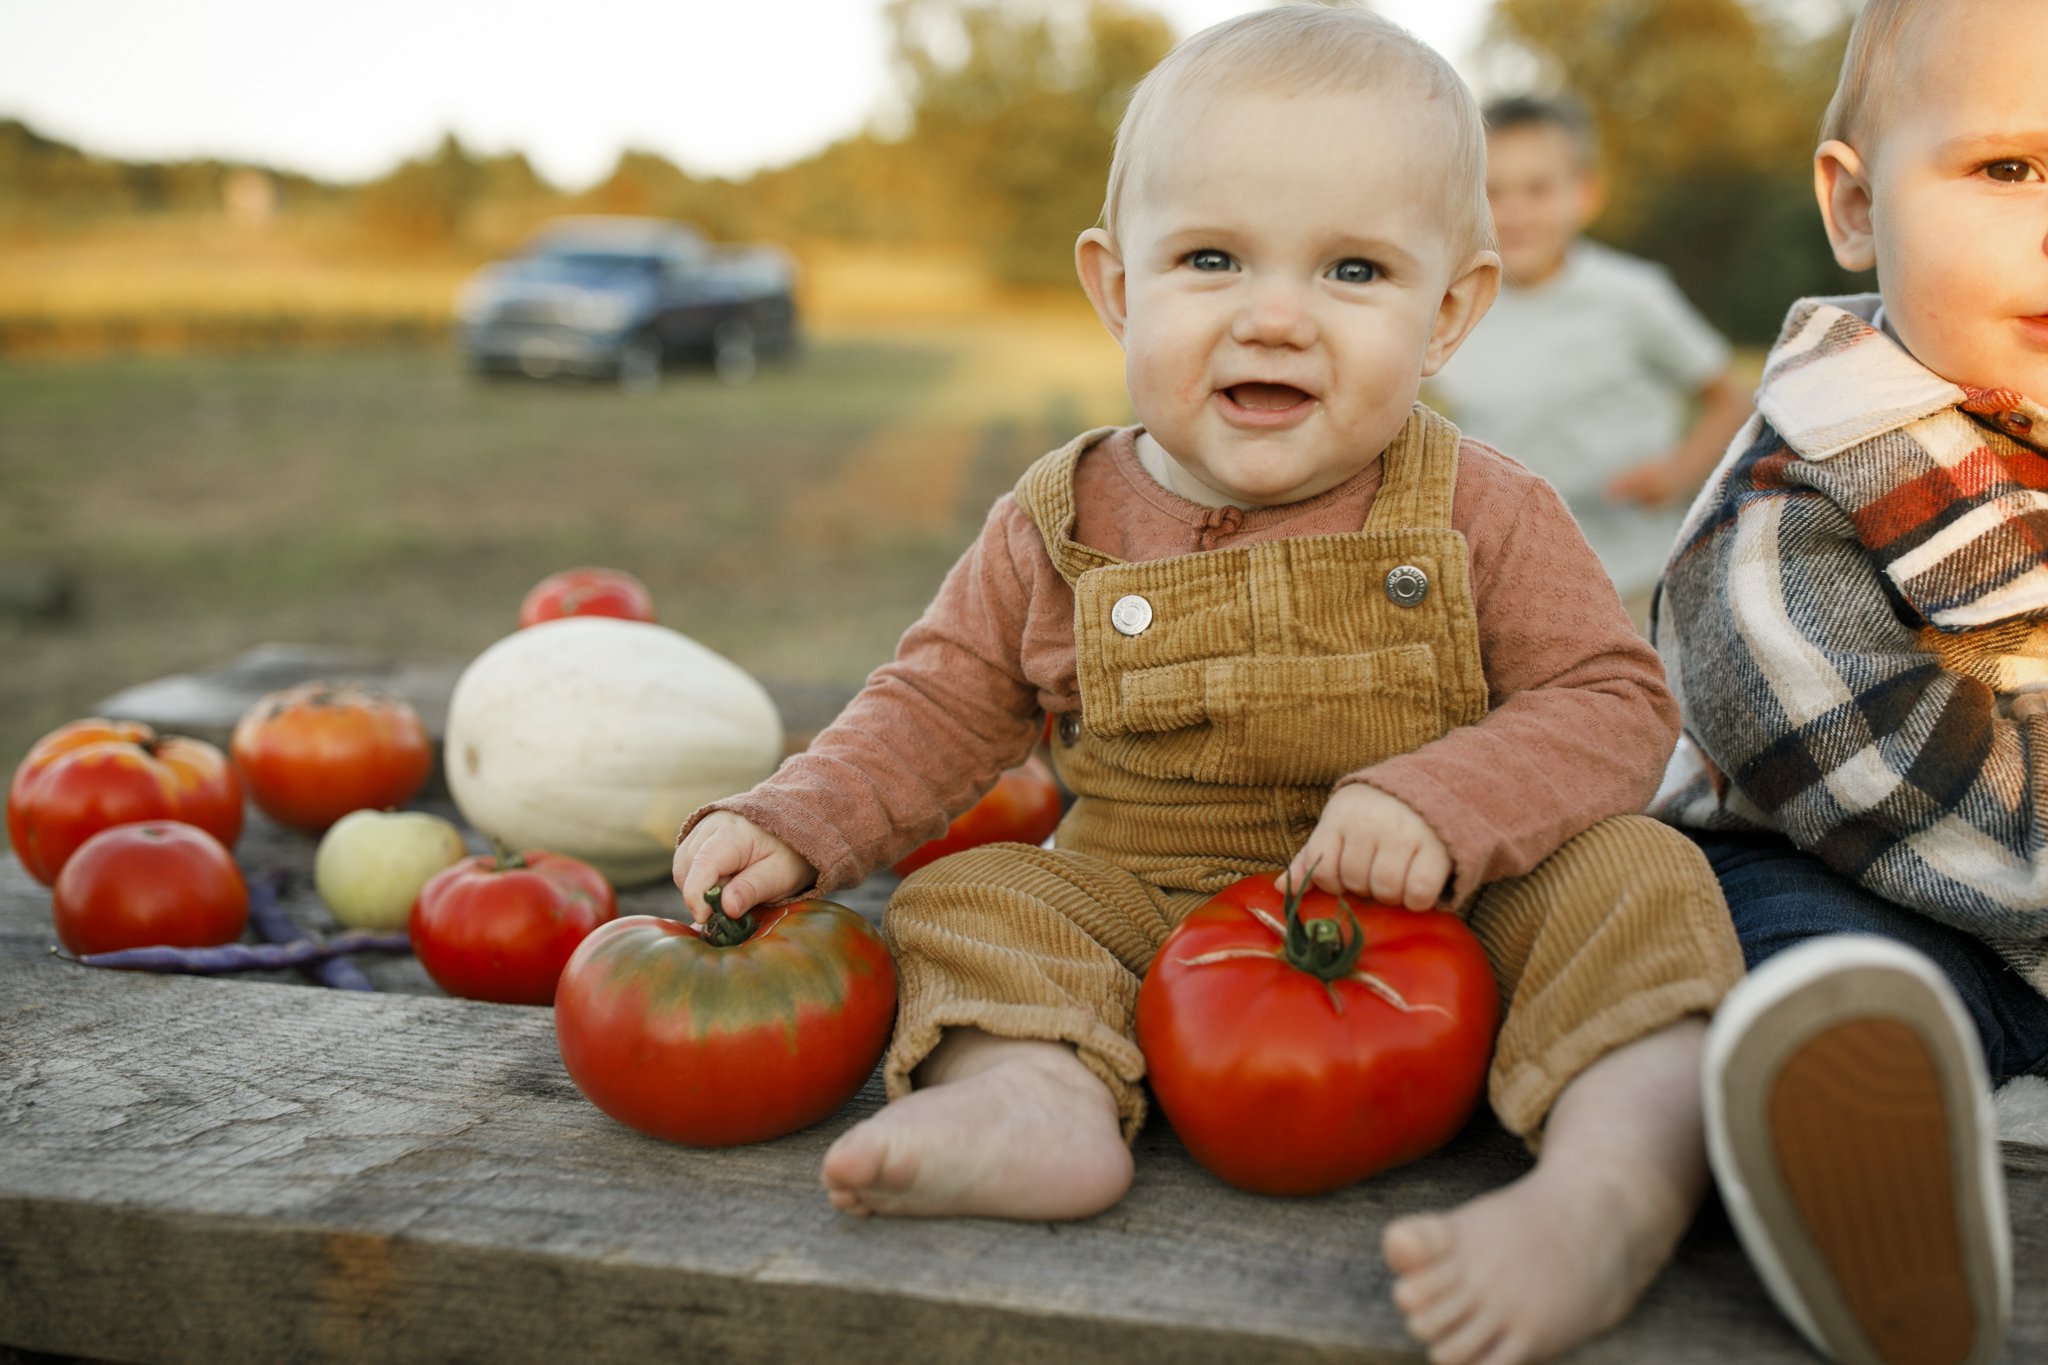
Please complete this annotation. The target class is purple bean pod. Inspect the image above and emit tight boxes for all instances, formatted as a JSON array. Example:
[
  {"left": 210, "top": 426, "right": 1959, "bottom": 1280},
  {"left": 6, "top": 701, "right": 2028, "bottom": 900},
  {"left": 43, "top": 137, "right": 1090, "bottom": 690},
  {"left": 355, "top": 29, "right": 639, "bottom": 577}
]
[
  {"left": 246, "top": 870, "right": 379, "bottom": 991},
  {"left": 56, "top": 929, "right": 413, "bottom": 975}
]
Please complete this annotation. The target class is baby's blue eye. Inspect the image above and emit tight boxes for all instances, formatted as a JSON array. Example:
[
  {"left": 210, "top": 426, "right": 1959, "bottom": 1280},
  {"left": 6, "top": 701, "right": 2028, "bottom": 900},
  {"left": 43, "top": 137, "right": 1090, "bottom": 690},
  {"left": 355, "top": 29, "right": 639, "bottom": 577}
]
[
  {"left": 1331, "top": 259, "right": 1379, "bottom": 284},
  {"left": 1187, "top": 249, "right": 1233, "bottom": 271}
]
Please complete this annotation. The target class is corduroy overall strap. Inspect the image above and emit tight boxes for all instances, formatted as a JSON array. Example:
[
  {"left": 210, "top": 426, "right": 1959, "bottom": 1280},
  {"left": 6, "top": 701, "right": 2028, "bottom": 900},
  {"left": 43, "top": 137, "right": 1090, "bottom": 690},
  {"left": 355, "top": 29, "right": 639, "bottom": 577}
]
[
  {"left": 1015, "top": 426, "right": 1127, "bottom": 584},
  {"left": 1008, "top": 407, "right": 1488, "bottom": 893},
  {"left": 1014, "top": 404, "right": 1463, "bottom": 585}
]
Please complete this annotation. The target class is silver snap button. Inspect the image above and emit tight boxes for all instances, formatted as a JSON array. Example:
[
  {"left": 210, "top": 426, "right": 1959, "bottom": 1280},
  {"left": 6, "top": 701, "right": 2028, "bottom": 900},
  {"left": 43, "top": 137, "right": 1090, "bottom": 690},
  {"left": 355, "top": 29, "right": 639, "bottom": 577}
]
[
  {"left": 1385, "top": 565, "right": 1429, "bottom": 607},
  {"left": 1111, "top": 594, "right": 1154, "bottom": 636}
]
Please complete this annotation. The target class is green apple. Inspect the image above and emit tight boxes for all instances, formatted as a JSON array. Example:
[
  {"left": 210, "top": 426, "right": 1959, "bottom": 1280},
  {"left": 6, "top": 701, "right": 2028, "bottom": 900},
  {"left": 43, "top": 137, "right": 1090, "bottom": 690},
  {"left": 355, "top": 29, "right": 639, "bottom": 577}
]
[{"left": 314, "top": 809, "right": 469, "bottom": 930}]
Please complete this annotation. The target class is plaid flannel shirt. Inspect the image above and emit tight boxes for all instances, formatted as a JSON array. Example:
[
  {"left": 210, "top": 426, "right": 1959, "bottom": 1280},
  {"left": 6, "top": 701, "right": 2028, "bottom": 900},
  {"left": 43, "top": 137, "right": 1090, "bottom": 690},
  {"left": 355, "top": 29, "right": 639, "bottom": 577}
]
[{"left": 1655, "top": 296, "right": 2048, "bottom": 989}]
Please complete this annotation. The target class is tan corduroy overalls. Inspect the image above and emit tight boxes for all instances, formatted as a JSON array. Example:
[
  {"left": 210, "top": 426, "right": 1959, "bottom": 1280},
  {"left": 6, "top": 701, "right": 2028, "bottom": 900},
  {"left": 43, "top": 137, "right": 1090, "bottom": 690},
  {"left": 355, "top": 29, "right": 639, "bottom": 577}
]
[{"left": 883, "top": 406, "right": 1743, "bottom": 1146}]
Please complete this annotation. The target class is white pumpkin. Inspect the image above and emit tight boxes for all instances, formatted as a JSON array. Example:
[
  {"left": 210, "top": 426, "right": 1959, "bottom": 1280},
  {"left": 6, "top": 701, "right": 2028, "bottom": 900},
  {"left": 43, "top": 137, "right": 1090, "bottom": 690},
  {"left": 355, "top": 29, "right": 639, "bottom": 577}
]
[{"left": 444, "top": 618, "right": 783, "bottom": 886}]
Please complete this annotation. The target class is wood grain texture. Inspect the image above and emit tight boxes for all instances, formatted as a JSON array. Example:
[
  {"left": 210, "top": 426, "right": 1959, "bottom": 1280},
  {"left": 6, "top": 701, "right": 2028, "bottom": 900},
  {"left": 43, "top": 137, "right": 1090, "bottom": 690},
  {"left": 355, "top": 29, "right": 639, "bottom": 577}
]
[
  {"left": 1, "top": 656, "right": 2040, "bottom": 1361},
  {"left": 0, "top": 841, "right": 1877, "bottom": 1365}
]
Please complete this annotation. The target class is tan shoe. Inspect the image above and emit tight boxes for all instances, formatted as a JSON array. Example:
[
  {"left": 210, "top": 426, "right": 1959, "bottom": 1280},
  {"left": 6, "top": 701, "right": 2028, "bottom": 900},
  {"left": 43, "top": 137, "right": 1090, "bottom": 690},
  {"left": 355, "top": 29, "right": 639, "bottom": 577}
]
[{"left": 1704, "top": 935, "right": 2010, "bottom": 1365}]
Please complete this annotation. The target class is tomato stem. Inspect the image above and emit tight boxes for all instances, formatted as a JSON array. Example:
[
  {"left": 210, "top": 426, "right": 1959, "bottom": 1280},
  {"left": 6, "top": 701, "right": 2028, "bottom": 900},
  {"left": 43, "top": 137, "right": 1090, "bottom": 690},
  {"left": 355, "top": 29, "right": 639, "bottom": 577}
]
[
  {"left": 490, "top": 839, "right": 527, "bottom": 872},
  {"left": 700, "top": 883, "right": 756, "bottom": 948},
  {"left": 1277, "top": 866, "right": 1366, "bottom": 983}
]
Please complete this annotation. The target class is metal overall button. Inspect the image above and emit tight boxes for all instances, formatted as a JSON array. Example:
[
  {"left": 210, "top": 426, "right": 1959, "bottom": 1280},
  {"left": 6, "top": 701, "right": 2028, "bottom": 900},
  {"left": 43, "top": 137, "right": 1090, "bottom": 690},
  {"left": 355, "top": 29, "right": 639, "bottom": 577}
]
[
  {"left": 1057, "top": 713, "right": 1081, "bottom": 745},
  {"left": 1385, "top": 564, "right": 1430, "bottom": 607},
  {"left": 1111, "top": 593, "right": 1154, "bottom": 636}
]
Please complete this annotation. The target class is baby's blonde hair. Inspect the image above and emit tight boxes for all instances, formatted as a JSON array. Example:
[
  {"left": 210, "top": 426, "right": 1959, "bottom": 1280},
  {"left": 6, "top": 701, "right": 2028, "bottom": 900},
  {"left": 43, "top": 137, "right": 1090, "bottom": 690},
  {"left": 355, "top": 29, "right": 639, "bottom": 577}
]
[
  {"left": 1100, "top": 3, "right": 1493, "bottom": 260},
  {"left": 1818, "top": 0, "right": 1924, "bottom": 149}
]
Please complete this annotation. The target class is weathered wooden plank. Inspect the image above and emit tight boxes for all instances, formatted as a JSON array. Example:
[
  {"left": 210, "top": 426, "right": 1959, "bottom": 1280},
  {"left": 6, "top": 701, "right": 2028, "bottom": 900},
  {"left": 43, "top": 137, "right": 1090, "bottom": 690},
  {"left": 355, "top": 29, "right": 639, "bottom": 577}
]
[
  {"left": 0, "top": 946, "right": 1838, "bottom": 1365},
  {"left": 0, "top": 835, "right": 1907, "bottom": 1365},
  {"left": 3, "top": 652, "right": 2043, "bottom": 1360}
]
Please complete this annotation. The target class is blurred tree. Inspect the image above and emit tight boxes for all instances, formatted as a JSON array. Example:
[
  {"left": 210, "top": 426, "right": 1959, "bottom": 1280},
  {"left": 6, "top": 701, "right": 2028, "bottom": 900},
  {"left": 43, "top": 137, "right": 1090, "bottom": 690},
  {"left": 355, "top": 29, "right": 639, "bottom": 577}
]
[
  {"left": 356, "top": 132, "right": 484, "bottom": 249},
  {"left": 0, "top": 118, "right": 326, "bottom": 225},
  {"left": 744, "top": 133, "right": 926, "bottom": 244},
  {"left": 580, "top": 149, "right": 755, "bottom": 243},
  {"left": 1485, "top": 0, "right": 1862, "bottom": 342},
  {"left": 885, "top": 0, "right": 1173, "bottom": 284},
  {"left": 474, "top": 149, "right": 551, "bottom": 203}
]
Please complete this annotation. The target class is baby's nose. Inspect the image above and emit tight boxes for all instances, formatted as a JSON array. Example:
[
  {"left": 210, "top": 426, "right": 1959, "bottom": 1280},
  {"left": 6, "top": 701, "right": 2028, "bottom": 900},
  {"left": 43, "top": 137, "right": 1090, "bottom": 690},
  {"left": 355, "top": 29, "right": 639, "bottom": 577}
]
[{"left": 1230, "top": 282, "right": 1317, "bottom": 349}]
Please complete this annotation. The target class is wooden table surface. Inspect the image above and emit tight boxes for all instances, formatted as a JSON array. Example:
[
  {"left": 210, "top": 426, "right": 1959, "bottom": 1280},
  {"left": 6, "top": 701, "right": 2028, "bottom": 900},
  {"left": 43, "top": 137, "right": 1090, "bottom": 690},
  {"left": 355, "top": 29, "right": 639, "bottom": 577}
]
[{"left": 4, "top": 648, "right": 2044, "bottom": 1363}]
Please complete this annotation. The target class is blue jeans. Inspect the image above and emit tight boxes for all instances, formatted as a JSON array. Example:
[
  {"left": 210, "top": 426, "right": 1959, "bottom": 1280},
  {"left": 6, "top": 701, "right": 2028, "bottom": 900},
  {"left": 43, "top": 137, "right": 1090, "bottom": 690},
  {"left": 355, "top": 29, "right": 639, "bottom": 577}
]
[{"left": 1691, "top": 830, "right": 2048, "bottom": 1080}]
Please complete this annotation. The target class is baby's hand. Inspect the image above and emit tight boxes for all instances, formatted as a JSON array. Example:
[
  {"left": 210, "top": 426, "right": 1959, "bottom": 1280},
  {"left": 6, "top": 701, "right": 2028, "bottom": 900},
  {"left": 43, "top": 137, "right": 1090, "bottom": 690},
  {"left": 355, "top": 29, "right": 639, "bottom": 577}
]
[
  {"left": 1281, "top": 784, "right": 1450, "bottom": 911},
  {"left": 673, "top": 812, "right": 816, "bottom": 924}
]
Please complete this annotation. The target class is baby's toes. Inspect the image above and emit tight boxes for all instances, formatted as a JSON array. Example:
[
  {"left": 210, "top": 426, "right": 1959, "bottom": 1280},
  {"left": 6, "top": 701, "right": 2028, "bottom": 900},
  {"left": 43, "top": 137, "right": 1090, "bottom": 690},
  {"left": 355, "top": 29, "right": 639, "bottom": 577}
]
[
  {"left": 1404, "top": 1274, "right": 1480, "bottom": 1343},
  {"left": 1427, "top": 1300, "right": 1507, "bottom": 1365},
  {"left": 820, "top": 1127, "right": 886, "bottom": 1193},
  {"left": 1382, "top": 1211, "right": 1456, "bottom": 1274}
]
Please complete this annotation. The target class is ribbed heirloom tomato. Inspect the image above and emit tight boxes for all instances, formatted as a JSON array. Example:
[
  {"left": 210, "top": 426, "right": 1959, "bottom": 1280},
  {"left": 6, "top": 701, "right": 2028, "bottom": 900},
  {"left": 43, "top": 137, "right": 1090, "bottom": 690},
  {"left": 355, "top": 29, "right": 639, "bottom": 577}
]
[
  {"left": 1136, "top": 874, "right": 1499, "bottom": 1195},
  {"left": 409, "top": 847, "right": 617, "bottom": 1005},
  {"left": 555, "top": 889, "right": 897, "bottom": 1146},
  {"left": 8, "top": 719, "right": 243, "bottom": 885},
  {"left": 231, "top": 683, "right": 433, "bottom": 830},
  {"left": 517, "top": 567, "right": 656, "bottom": 629},
  {"left": 891, "top": 754, "right": 1063, "bottom": 877}
]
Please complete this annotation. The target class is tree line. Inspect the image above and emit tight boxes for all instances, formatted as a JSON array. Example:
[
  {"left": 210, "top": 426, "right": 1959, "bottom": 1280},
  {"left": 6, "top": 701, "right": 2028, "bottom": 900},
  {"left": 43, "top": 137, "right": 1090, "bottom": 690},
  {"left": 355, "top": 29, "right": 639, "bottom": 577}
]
[{"left": 0, "top": 0, "right": 1860, "bottom": 343}]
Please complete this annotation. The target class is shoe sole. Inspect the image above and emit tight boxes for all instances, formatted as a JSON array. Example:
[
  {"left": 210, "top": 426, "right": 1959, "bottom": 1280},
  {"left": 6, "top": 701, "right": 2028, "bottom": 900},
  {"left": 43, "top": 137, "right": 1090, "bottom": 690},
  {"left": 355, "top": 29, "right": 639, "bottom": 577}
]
[{"left": 1706, "top": 937, "right": 2010, "bottom": 1365}]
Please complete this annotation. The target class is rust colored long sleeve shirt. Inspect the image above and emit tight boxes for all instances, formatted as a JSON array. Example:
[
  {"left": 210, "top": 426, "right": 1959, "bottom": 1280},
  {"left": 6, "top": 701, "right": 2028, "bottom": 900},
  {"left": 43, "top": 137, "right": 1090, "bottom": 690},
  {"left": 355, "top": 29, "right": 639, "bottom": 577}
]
[{"left": 698, "top": 426, "right": 1678, "bottom": 908}]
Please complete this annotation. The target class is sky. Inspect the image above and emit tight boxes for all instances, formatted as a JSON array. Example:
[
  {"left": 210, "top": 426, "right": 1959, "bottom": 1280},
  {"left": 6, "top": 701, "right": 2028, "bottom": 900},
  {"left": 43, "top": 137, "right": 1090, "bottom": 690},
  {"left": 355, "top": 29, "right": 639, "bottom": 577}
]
[{"left": 0, "top": 0, "right": 1493, "bottom": 189}]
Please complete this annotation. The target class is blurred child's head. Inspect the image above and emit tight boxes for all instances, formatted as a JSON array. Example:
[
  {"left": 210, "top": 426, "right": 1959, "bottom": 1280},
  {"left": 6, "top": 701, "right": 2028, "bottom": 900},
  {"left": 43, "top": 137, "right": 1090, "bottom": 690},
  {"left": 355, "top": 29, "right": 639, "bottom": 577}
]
[
  {"left": 1075, "top": 3, "right": 1499, "bottom": 507},
  {"left": 1482, "top": 95, "right": 1603, "bottom": 287},
  {"left": 1815, "top": 0, "right": 2048, "bottom": 399}
]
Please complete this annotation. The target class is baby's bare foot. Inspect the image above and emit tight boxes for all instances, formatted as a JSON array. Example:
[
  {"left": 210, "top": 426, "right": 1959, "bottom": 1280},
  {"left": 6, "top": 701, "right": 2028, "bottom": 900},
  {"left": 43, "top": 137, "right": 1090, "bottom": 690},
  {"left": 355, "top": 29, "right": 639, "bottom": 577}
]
[
  {"left": 1382, "top": 1159, "right": 1689, "bottom": 1365},
  {"left": 820, "top": 1036, "right": 1132, "bottom": 1219}
]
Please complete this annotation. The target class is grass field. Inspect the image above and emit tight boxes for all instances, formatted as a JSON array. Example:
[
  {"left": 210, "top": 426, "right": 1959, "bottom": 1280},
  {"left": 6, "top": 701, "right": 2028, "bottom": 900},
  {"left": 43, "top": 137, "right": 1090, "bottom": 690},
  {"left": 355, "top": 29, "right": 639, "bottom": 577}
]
[{"left": 0, "top": 314, "right": 1133, "bottom": 778}]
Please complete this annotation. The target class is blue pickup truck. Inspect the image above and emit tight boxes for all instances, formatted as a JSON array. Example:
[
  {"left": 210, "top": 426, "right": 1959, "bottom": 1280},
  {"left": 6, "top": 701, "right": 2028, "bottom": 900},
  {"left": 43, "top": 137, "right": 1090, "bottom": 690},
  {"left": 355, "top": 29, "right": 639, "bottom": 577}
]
[{"left": 455, "top": 217, "right": 799, "bottom": 390}]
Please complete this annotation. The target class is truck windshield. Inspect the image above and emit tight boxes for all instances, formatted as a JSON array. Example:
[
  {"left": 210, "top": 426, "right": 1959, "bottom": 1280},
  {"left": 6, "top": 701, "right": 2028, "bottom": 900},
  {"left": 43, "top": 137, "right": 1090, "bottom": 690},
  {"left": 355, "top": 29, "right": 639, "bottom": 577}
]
[{"left": 535, "top": 249, "right": 664, "bottom": 274}]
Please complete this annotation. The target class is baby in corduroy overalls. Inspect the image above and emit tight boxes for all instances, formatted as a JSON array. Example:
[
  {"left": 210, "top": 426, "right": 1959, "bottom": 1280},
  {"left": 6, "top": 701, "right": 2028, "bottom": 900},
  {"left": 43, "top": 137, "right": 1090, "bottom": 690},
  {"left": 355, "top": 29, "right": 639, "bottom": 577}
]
[{"left": 675, "top": 8, "right": 1744, "bottom": 1363}]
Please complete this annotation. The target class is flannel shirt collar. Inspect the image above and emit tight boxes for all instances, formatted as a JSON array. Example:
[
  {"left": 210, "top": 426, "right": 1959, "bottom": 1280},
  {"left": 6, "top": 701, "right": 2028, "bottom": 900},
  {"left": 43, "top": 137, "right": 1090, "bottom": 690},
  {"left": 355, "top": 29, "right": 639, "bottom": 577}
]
[
  {"left": 1756, "top": 295, "right": 2048, "bottom": 458},
  {"left": 1754, "top": 295, "right": 1970, "bottom": 457},
  {"left": 1751, "top": 296, "right": 2048, "bottom": 628}
]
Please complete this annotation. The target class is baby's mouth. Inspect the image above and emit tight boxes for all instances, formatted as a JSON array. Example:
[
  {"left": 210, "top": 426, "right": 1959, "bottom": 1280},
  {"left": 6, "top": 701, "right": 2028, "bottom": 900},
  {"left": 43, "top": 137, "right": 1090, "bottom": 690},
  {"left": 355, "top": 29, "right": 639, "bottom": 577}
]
[{"left": 1225, "top": 382, "right": 1313, "bottom": 410}]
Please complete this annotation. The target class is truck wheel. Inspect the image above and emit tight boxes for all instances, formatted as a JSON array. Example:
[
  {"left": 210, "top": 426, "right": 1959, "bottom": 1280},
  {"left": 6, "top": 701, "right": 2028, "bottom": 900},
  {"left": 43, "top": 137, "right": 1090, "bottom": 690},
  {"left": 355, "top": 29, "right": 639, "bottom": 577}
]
[
  {"left": 617, "top": 333, "right": 662, "bottom": 393},
  {"left": 713, "top": 321, "right": 757, "bottom": 386}
]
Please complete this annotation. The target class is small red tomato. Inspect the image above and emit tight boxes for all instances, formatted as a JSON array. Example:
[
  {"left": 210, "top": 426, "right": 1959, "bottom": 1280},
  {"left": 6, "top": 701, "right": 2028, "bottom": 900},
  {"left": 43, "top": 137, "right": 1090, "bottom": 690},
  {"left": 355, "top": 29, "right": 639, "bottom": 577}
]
[
  {"left": 1137, "top": 875, "right": 1499, "bottom": 1195},
  {"left": 555, "top": 891, "right": 897, "bottom": 1145},
  {"left": 518, "top": 567, "right": 656, "bottom": 629},
  {"left": 9, "top": 718, "right": 244, "bottom": 885},
  {"left": 231, "top": 683, "right": 433, "bottom": 831},
  {"left": 52, "top": 820, "right": 248, "bottom": 956},
  {"left": 892, "top": 754, "right": 1063, "bottom": 877},
  {"left": 409, "top": 847, "right": 617, "bottom": 1005}
]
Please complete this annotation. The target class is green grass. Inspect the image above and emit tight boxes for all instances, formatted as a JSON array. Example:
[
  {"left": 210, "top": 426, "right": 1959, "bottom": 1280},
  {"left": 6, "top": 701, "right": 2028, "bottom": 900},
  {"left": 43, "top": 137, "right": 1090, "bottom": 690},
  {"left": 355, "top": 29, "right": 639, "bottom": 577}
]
[{"left": 0, "top": 328, "right": 1132, "bottom": 777}]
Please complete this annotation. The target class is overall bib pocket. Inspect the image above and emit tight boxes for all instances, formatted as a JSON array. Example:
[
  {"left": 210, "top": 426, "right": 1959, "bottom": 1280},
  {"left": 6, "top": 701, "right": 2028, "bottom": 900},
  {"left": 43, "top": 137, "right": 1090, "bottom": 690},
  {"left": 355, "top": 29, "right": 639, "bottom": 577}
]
[{"left": 1113, "top": 643, "right": 1443, "bottom": 785}]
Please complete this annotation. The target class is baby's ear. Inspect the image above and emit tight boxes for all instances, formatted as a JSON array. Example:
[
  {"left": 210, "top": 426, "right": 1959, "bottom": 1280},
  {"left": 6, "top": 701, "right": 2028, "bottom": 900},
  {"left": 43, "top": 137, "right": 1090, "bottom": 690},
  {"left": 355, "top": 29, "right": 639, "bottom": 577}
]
[
  {"left": 1815, "top": 140, "right": 1877, "bottom": 273},
  {"left": 1075, "top": 228, "right": 1130, "bottom": 345},
  {"left": 1420, "top": 250, "right": 1502, "bottom": 377}
]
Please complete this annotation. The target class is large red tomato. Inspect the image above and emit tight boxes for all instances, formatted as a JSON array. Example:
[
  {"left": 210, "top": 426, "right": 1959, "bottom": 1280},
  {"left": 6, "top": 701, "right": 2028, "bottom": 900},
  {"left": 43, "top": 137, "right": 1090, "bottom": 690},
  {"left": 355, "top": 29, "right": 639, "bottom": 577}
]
[
  {"left": 9, "top": 718, "right": 243, "bottom": 884},
  {"left": 518, "top": 567, "right": 656, "bottom": 629},
  {"left": 555, "top": 891, "right": 897, "bottom": 1146},
  {"left": 892, "top": 754, "right": 1063, "bottom": 877},
  {"left": 52, "top": 820, "right": 248, "bottom": 956},
  {"left": 231, "top": 683, "right": 433, "bottom": 830},
  {"left": 1137, "top": 875, "right": 1499, "bottom": 1195},
  {"left": 409, "top": 847, "right": 617, "bottom": 1005}
]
